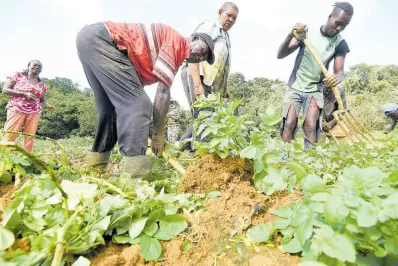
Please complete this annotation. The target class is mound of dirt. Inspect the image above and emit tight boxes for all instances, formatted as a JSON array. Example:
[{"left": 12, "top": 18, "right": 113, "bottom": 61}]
[
  {"left": 90, "top": 243, "right": 145, "bottom": 266},
  {"left": 179, "top": 154, "right": 253, "bottom": 194},
  {"left": 92, "top": 155, "right": 302, "bottom": 266}
]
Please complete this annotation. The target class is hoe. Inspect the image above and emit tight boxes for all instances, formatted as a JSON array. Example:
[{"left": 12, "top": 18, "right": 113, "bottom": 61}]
[{"left": 293, "top": 30, "right": 374, "bottom": 143}]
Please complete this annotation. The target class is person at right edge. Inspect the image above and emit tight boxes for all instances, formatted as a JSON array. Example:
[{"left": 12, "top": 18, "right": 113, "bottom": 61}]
[
  {"left": 180, "top": 2, "right": 239, "bottom": 153},
  {"left": 277, "top": 2, "right": 354, "bottom": 150}
]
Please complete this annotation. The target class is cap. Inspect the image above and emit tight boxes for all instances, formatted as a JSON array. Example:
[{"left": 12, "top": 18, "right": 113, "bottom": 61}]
[
  {"left": 383, "top": 104, "right": 398, "bottom": 117},
  {"left": 192, "top": 33, "right": 215, "bottom": 65}
]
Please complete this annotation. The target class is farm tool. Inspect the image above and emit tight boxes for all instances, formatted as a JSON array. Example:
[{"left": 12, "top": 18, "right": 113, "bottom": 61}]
[
  {"left": 147, "top": 139, "right": 187, "bottom": 175},
  {"left": 293, "top": 30, "right": 375, "bottom": 143}
]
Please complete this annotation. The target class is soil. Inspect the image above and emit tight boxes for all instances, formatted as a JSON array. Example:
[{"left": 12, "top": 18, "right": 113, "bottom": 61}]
[
  {"left": 91, "top": 155, "right": 302, "bottom": 266},
  {"left": 0, "top": 178, "right": 29, "bottom": 219}
]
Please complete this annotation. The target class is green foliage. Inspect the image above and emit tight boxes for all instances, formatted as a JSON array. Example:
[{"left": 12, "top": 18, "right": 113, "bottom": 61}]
[
  {"left": 0, "top": 141, "right": 203, "bottom": 264},
  {"left": 38, "top": 78, "right": 97, "bottom": 139},
  {"left": 188, "top": 91, "right": 398, "bottom": 264},
  {"left": 228, "top": 73, "right": 285, "bottom": 124},
  {"left": 248, "top": 160, "right": 398, "bottom": 265},
  {"left": 1, "top": 174, "right": 201, "bottom": 264},
  {"left": 192, "top": 93, "right": 253, "bottom": 158},
  {"left": 243, "top": 129, "right": 398, "bottom": 265},
  {"left": 0, "top": 148, "right": 33, "bottom": 183}
]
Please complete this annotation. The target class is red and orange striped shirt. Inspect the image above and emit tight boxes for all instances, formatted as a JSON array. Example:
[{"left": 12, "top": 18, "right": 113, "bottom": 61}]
[{"left": 104, "top": 22, "right": 190, "bottom": 88}]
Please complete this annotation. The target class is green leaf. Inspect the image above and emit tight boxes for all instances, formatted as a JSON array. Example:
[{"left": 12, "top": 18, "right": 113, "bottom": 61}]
[
  {"left": 324, "top": 197, "right": 349, "bottom": 224},
  {"left": 255, "top": 167, "right": 288, "bottom": 195},
  {"left": 385, "top": 236, "right": 398, "bottom": 255},
  {"left": 302, "top": 175, "right": 328, "bottom": 194},
  {"left": 254, "top": 160, "right": 265, "bottom": 174},
  {"left": 3, "top": 208, "right": 22, "bottom": 230},
  {"left": 23, "top": 217, "right": 46, "bottom": 232},
  {"left": 206, "top": 190, "right": 222, "bottom": 199},
  {"left": 312, "top": 225, "right": 356, "bottom": 263},
  {"left": 271, "top": 205, "right": 293, "bottom": 218},
  {"left": 0, "top": 226, "right": 15, "bottom": 250},
  {"left": 11, "top": 155, "right": 30, "bottom": 167},
  {"left": 343, "top": 194, "right": 361, "bottom": 208},
  {"left": 14, "top": 165, "right": 26, "bottom": 177},
  {"left": 129, "top": 218, "right": 148, "bottom": 241},
  {"left": 286, "top": 161, "right": 308, "bottom": 180},
  {"left": 356, "top": 201, "right": 378, "bottom": 228},
  {"left": 116, "top": 217, "right": 132, "bottom": 235},
  {"left": 93, "top": 216, "right": 111, "bottom": 231},
  {"left": 147, "top": 209, "right": 166, "bottom": 223},
  {"left": 262, "top": 152, "right": 281, "bottom": 164},
  {"left": 0, "top": 257, "right": 17, "bottom": 266},
  {"left": 299, "top": 262, "right": 327, "bottom": 266},
  {"left": 3, "top": 251, "right": 47, "bottom": 266},
  {"left": 140, "top": 234, "right": 162, "bottom": 261},
  {"left": 240, "top": 146, "right": 257, "bottom": 159},
  {"left": 273, "top": 218, "right": 291, "bottom": 230},
  {"left": 61, "top": 180, "right": 98, "bottom": 210},
  {"left": 71, "top": 256, "right": 91, "bottom": 266},
  {"left": 31, "top": 201, "right": 49, "bottom": 219},
  {"left": 45, "top": 206, "right": 66, "bottom": 227},
  {"left": 110, "top": 207, "right": 141, "bottom": 228},
  {"left": 181, "top": 239, "right": 192, "bottom": 252},
  {"left": 143, "top": 222, "right": 159, "bottom": 237},
  {"left": 311, "top": 193, "right": 330, "bottom": 202},
  {"left": 112, "top": 235, "right": 130, "bottom": 244},
  {"left": 154, "top": 214, "right": 187, "bottom": 241},
  {"left": 247, "top": 223, "right": 275, "bottom": 243},
  {"left": 0, "top": 171, "right": 12, "bottom": 183},
  {"left": 294, "top": 213, "right": 314, "bottom": 245},
  {"left": 263, "top": 106, "right": 282, "bottom": 126},
  {"left": 280, "top": 237, "right": 302, "bottom": 253}
]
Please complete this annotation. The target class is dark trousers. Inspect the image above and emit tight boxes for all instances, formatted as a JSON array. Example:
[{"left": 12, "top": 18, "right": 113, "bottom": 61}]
[
  {"left": 76, "top": 23, "right": 152, "bottom": 157},
  {"left": 180, "top": 65, "right": 212, "bottom": 147}
]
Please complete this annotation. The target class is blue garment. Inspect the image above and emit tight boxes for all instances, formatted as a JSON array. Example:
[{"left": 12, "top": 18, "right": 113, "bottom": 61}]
[{"left": 383, "top": 104, "right": 398, "bottom": 117}]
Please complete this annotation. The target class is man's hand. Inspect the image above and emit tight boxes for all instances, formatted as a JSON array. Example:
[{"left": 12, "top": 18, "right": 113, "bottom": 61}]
[
  {"left": 323, "top": 120, "right": 337, "bottom": 132},
  {"left": 195, "top": 85, "right": 205, "bottom": 97},
  {"left": 323, "top": 75, "right": 340, "bottom": 88},
  {"left": 384, "top": 124, "right": 394, "bottom": 134},
  {"left": 151, "top": 135, "right": 165, "bottom": 156},
  {"left": 25, "top": 92, "right": 38, "bottom": 100},
  {"left": 291, "top": 23, "right": 307, "bottom": 37}
]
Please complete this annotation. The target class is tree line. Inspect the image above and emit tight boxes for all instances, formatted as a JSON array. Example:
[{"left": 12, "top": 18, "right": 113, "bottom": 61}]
[{"left": 1, "top": 64, "right": 397, "bottom": 139}]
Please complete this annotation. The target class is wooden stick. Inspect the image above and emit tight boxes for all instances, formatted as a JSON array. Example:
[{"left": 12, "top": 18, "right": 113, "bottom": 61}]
[
  {"left": 147, "top": 139, "right": 187, "bottom": 175},
  {"left": 293, "top": 30, "right": 345, "bottom": 110}
]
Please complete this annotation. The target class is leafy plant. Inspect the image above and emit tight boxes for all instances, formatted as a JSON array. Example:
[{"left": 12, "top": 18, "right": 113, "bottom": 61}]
[
  {"left": 247, "top": 163, "right": 398, "bottom": 265},
  {"left": 0, "top": 148, "right": 32, "bottom": 184},
  {"left": 0, "top": 173, "right": 202, "bottom": 264},
  {"left": 192, "top": 93, "right": 254, "bottom": 158},
  {"left": 0, "top": 140, "right": 203, "bottom": 265}
]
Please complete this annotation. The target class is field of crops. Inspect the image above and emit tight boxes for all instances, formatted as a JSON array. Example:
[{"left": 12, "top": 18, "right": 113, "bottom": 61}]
[{"left": 1, "top": 94, "right": 398, "bottom": 266}]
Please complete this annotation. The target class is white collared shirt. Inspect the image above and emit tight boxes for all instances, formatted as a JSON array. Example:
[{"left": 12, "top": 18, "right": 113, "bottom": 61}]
[{"left": 194, "top": 20, "right": 231, "bottom": 94}]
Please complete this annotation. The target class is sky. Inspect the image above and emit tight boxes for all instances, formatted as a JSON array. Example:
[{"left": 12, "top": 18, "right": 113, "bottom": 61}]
[{"left": 1, "top": 0, "right": 397, "bottom": 109}]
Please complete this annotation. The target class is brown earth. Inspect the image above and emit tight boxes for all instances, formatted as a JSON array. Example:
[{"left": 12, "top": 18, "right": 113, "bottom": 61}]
[
  {"left": 91, "top": 155, "right": 302, "bottom": 266},
  {"left": 0, "top": 178, "right": 30, "bottom": 219}
]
